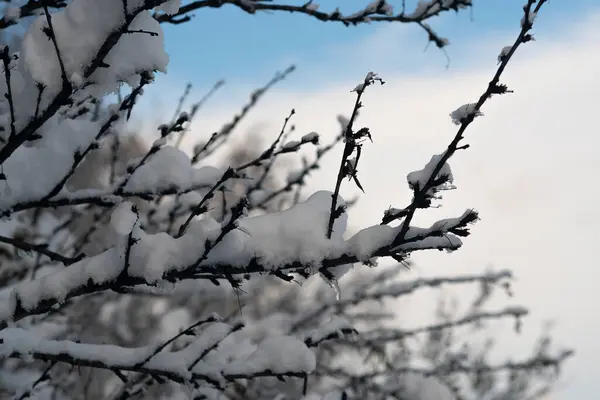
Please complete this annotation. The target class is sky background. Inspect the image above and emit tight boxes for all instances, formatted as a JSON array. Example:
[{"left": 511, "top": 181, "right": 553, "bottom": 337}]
[{"left": 134, "top": 1, "right": 600, "bottom": 398}]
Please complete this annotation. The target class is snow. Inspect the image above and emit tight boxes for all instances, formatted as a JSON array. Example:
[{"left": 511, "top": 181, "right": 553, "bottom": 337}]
[
  {"left": 0, "top": 117, "right": 100, "bottom": 211},
  {"left": 450, "top": 103, "right": 483, "bottom": 125},
  {"left": 283, "top": 140, "right": 301, "bottom": 150},
  {"left": 407, "top": 152, "right": 453, "bottom": 196},
  {"left": 154, "top": 0, "right": 181, "bottom": 15},
  {"left": 70, "top": 72, "right": 84, "bottom": 88},
  {"left": 303, "top": 392, "right": 345, "bottom": 400},
  {"left": 108, "top": 102, "right": 121, "bottom": 115},
  {"left": 305, "top": 2, "right": 319, "bottom": 12},
  {"left": 1, "top": 246, "right": 122, "bottom": 316},
  {"left": 303, "top": 316, "right": 355, "bottom": 345},
  {"left": 149, "top": 321, "right": 232, "bottom": 369},
  {"left": 0, "top": 326, "right": 197, "bottom": 384},
  {"left": 366, "top": 0, "right": 394, "bottom": 16},
  {"left": 23, "top": 1, "right": 109, "bottom": 90},
  {"left": 0, "top": 135, "right": 226, "bottom": 216},
  {"left": 383, "top": 207, "right": 406, "bottom": 220},
  {"left": 136, "top": 232, "right": 195, "bottom": 283},
  {"left": 123, "top": 146, "right": 225, "bottom": 193},
  {"left": 0, "top": 325, "right": 316, "bottom": 386},
  {"left": 110, "top": 201, "right": 138, "bottom": 235},
  {"left": 392, "top": 373, "right": 456, "bottom": 400},
  {"left": 2, "top": 6, "right": 21, "bottom": 22},
  {"left": 0, "top": 58, "right": 24, "bottom": 107},
  {"left": 408, "top": 0, "right": 437, "bottom": 18},
  {"left": 286, "top": 169, "right": 306, "bottom": 185},
  {"left": 153, "top": 135, "right": 168, "bottom": 147},
  {"left": 347, "top": 0, "right": 394, "bottom": 19},
  {"left": 248, "top": 189, "right": 271, "bottom": 205},
  {"left": 407, "top": 0, "right": 472, "bottom": 19},
  {"left": 344, "top": 224, "right": 396, "bottom": 261},
  {"left": 327, "top": 262, "right": 354, "bottom": 281},
  {"left": 10, "top": 0, "right": 170, "bottom": 134},
  {"left": 0, "top": 327, "right": 153, "bottom": 366},
  {"left": 301, "top": 131, "right": 319, "bottom": 143},
  {"left": 12, "top": 189, "right": 342, "bottom": 286},
  {"left": 498, "top": 45, "right": 512, "bottom": 63},
  {"left": 393, "top": 234, "right": 462, "bottom": 252},
  {"left": 223, "top": 335, "right": 316, "bottom": 376},
  {"left": 429, "top": 209, "right": 476, "bottom": 232},
  {"left": 521, "top": 10, "right": 537, "bottom": 27},
  {"left": 352, "top": 71, "right": 379, "bottom": 92},
  {"left": 352, "top": 82, "right": 365, "bottom": 93},
  {"left": 235, "top": 190, "right": 347, "bottom": 268},
  {"left": 92, "top": 10, "right": 168, "bottom": 93}
]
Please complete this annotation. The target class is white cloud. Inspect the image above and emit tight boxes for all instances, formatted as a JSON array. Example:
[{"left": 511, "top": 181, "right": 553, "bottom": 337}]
[{"left": 145, "top": 8, "right": 600, "bottom": 398}]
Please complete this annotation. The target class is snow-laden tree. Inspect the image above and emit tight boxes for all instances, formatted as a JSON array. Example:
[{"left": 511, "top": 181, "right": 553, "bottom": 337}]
[{"left": 0, "top": 1, "right": 572, "bottom": 399}]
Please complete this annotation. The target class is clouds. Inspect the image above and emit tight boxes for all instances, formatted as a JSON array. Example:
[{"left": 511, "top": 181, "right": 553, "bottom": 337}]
[{"left": 140, "top": 6, "right": 600, "bottom": 398}]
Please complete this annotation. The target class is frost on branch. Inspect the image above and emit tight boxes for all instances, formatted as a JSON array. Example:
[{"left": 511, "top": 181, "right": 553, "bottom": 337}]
[{"left": 0, "top": 0, "right": 571, "bottom": 399}]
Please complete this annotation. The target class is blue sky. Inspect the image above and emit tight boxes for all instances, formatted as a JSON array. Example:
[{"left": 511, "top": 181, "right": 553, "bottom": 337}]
[{"left": 154, "top": 0, "right": 598, "bottom": 90}]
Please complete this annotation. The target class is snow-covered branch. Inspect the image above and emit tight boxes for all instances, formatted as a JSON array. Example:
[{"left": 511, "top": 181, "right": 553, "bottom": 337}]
[
  {"left": 0, "top": 0, "right": 572, "bottom": 399},
  {"left": 381, "top": 0, "right": 545, "bottom": 229},
  {"left": 0, "top": 192, "right": 479, "bottom": 328},
  {"left": 154, "top": 0, "right": 472, "bottom": 49},
  {"left": 0, "top": 1, "right": 67, "bottom": 31},
  {"left": 0, "top": 324, "right": 317, "bottom": 388},
  {"left": 0, "top": 0, "right": 173, "bottom": 167}
]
